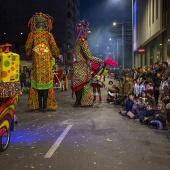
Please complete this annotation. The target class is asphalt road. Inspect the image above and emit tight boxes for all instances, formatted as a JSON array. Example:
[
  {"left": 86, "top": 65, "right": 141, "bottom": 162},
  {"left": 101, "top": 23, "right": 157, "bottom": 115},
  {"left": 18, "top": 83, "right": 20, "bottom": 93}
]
[{"left": 0, "top": 79, "right": 170, "bottom": 170}]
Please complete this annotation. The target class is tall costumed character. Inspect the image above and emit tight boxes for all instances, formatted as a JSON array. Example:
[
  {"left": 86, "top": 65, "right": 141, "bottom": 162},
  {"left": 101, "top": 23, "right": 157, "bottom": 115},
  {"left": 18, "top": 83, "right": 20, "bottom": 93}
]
[
  {"left": 71, "top": 20, "right": 117, "bottom": 107},
  {"left": 25, "top": 12, "right": 60, "bottom": 112}
]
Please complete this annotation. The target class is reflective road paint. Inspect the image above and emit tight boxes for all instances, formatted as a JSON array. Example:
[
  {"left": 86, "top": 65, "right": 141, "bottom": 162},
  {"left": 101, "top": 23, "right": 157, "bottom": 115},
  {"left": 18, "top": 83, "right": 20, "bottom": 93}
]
[{"left": 44, "top": 125, "right": 73, "bottom": 158}]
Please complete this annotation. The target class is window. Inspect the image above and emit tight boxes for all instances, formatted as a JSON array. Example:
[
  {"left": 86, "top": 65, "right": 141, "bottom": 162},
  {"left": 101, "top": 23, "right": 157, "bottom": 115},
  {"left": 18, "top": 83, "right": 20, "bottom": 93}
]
[
  {"left": 156, "top": 0, "right": 158, "bottom": 19},
  {"left": 152, "top": 0, "right": 154, "bottom": 23}
]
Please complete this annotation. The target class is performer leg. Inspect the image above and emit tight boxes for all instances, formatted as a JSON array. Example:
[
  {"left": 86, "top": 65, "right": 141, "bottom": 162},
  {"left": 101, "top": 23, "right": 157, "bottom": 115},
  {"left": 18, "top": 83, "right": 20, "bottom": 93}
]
[
  {"left": 97, "top": 85, "right": 102, "bottom": 102},
  {"left": 75, "top": 88, "right": 83, "bottom": 106},
  {"left": 38, "top": 90, "right": 43, "bottom": 110},
  {"left": 42, "top": 89, "right": 49, "bottom": 112},
  {"left": 93, "top": 84, "right": 97, "bottom": 103}
]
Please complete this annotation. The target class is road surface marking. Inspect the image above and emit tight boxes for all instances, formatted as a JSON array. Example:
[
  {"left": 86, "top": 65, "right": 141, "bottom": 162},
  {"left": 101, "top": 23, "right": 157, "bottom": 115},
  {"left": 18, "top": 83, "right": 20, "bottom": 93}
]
[{"left": 44, "top": 125, "right": 73, "bottom": 158}]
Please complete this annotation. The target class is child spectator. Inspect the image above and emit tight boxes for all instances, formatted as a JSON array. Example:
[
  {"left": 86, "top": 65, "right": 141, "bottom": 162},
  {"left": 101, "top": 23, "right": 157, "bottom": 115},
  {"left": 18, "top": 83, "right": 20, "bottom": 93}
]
[
  {"left": 106, "top": 86, "right": 119, "bottom": 104},
  {"left": 148, "top": 101, "right": 167, "bottom": 129},
  {"left": 105, "top": 80, "right": 114, "bottom": 92},
  {"left": 135, "top": 101, "right": 155, "bottom": 124},
  {"left": 141, "top": 91, "right": 147, "bottom": 105},
  {"left": 120, "top": 93, "right": 135, "bottom": 116},
  {"left": 132, "top": 97, "right": 145, "bottom": 115},
  {"left": 145, "top": 89, "right": 156, "bottom": 106},
  {"left": 133, "top": 78, "right": 140, "bottom": 97},
  {"left": 139, "top": 78, "right": 146, "bottom": 96},
  {"left": 145, "top": 76, "right": 154, "bottom": 91},
  {"left": 127, "top": 97, "right": 146, "bottom": 119}
]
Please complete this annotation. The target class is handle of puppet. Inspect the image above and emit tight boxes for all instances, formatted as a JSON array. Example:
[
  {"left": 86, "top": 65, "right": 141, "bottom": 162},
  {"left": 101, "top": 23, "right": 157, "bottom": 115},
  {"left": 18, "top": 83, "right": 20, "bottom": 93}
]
[{"left": 99, "top": 62, "right": 106, "bottom": 76}]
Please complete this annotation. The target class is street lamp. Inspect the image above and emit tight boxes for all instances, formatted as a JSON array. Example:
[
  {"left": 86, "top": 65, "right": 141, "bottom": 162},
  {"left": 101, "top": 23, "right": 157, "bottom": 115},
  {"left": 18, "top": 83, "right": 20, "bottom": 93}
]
[{"left": 112, "top": 22, "right": 125, "bottom": 69}]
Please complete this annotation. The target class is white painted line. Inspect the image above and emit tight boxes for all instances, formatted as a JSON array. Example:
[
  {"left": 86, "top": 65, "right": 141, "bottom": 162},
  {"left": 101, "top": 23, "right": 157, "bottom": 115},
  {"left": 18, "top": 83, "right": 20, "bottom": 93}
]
[{"left": 44, "top": 125, "right": 73, "bottom": 158}]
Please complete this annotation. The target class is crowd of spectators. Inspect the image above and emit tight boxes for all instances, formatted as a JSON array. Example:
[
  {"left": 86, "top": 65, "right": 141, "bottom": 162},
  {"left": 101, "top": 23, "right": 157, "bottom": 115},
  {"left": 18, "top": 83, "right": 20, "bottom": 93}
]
[
  {"left": 107, "top": 62, "right": 170, "bottom": 130},
  {"left": 20, "top": 66, "right": 31, "bottom": 93}
]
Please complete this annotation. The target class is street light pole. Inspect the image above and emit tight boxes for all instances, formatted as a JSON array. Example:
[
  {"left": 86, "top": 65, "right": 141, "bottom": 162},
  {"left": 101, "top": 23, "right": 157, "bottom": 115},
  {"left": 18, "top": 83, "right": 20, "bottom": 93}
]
[
  {"left": 113, "top": 22, "right": 125, "bottom": 69},
  {"left": 122, "top": 22, "right": 124, "bottom": 69},
  {"left": 116, "top": 39, "right": 119, "bottom": 63}
]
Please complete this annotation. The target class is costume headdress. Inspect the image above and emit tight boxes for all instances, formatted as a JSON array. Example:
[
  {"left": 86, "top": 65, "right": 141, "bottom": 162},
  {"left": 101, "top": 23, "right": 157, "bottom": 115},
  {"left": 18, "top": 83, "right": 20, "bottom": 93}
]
[
  {"left": 76, "top": 20, "right": 89, "bottom": 38},
  {"left": 28, "top": 12, "right": 54, "bottom": 32}
]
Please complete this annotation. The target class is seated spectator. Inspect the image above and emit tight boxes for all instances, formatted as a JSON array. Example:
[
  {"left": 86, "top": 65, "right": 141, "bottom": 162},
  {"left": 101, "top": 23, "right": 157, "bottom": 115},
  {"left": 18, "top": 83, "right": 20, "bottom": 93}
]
[
  {"left": 147, "top": 101, "right": 167, "bottom": 129},
  {"left": 105, "top": 80, "right": 114, "bottom": 91},
  {"left": 135, "top": 100, "right": 155, "bottom": 124},
  {"left": 132, "top": 97, "right": 146, "bottom": 115},
  {"left": 145, "top": 89, "right": 156, "bottom": 106},
  {"left": 106, "top": 87, "right": 119, "bottom": 104},
  {"left": 115, "top": 74, "right": 133, "bottom": 105},
  {"left": 119, "top": 93, "right": 135, "bottom": 116},
  {"left": 141, "top": 91, "right": 147, "bottom": 105}
]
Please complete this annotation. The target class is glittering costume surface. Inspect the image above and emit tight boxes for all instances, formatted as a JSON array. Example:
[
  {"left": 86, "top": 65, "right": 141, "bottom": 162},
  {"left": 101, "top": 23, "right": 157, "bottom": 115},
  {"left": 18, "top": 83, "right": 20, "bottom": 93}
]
[
  {"left": 71, "top": 38, "right": 104, "bottom": 106},
  {"left": 71, "top": 20, "right": 118, "bottom": 107},
  {"left": 25, "top": 13, "right": 59, "bottom": 110}
]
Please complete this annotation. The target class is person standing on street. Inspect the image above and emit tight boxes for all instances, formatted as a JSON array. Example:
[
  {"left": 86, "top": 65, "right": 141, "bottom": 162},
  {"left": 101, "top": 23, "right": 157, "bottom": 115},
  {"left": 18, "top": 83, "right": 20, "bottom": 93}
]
[
  {"left": 25, "top": 12, "right": 60, "bottom": 112},
  {"left": 71, "top": 20, "right": 117, "bottom": 107}
]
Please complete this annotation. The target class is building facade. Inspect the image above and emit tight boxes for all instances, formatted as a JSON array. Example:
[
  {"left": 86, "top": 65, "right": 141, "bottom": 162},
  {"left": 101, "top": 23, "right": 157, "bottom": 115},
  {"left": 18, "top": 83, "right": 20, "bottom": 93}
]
[
  {"left": 111, "top": 22, "right": 132, "bottom": 68},
  {"left": 0, "top": 0, "right": 80, "bottom": 65},
  {"left": 132, "top": 0, "right": 170, "bottom": 68}
]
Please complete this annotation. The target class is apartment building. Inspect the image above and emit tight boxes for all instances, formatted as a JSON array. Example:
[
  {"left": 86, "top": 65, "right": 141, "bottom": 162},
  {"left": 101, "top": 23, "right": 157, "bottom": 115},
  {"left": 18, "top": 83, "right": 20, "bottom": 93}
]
[
  {"left": 0, "top": 0, "right": 80, "bottom": 65},
  {"left": 132, "top": 0, "right": 170, "bottom": 68}
]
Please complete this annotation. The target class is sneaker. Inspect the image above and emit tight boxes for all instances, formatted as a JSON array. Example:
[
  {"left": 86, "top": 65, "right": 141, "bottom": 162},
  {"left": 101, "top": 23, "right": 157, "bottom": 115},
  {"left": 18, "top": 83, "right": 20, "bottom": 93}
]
[
  {"left": 135, "top": 119, "right": 140, "bottom": 122},
  {"left": 163, "top": 127, "right": 168, "bottom": 130},
  {"left": 121, "top": 111, "right": 127, "bottom": 116}
]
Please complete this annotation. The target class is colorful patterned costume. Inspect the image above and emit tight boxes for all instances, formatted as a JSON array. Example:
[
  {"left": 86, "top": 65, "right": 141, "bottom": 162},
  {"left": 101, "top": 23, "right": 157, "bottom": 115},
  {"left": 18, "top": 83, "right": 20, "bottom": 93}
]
[
  {"left": 91, "top": 75, "right": 105, "bottom": 103},
  {"left": 0, "top": 44, "right": 21, "bottom": 150},
  {"left": 71, "top": 20, "right": 104, "bottom": 106},
  {"left": 25, "top": 13, "right": 59, "bottom": 111}
]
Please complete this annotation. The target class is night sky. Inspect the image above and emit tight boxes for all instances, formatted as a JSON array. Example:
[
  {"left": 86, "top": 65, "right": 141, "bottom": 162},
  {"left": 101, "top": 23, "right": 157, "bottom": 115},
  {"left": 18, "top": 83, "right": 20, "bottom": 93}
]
[
  {"left": 80, "top": 0, "right": 132, "bottom": 28},
  {"left": 79, "top": 0, "right": 132, "bottom": 59}
]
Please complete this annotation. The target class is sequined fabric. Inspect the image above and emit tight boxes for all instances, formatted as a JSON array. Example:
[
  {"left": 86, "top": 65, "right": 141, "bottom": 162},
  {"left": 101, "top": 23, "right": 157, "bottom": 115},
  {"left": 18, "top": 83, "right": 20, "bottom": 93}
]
[
  {"left": 25, "top": 30, "right": 59, "bottom": 110},
  {"left": 0, "top": 82, "right": 21, "bottom": 98},
  {"left": 71, "top": 38, "right": 104, "bottom": 106}
]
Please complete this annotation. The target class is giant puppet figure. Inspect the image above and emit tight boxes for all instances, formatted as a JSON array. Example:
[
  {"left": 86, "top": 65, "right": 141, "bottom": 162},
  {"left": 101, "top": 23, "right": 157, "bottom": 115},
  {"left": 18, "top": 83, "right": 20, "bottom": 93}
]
[
  {"left": 25, "top": 12, "right": 60, "bottom": 112},
  {"left": 71, "top": 20, "right": 117, "bottom": 107}
]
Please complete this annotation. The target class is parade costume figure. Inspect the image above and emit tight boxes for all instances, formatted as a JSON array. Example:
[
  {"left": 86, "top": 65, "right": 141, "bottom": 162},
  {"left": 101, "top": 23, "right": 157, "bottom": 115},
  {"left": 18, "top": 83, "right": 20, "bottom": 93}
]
[
  {"left": 71, "top": 20, "right": 104, "bottom": 107},
  {"left": 71, "top": 20, "right": 118, "bottom": 107},
  {"left": 25, "top": 12, "right": 59, "bottom": 112},
  {"left": 92, "top": 75, "right": 104, "bottom": 103},
  {"left": 91, "top": 73, "right": 105, "bottom": 103}
]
